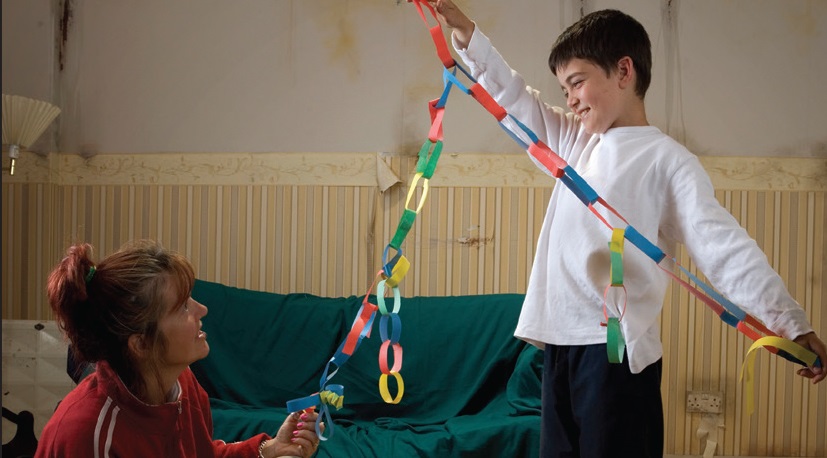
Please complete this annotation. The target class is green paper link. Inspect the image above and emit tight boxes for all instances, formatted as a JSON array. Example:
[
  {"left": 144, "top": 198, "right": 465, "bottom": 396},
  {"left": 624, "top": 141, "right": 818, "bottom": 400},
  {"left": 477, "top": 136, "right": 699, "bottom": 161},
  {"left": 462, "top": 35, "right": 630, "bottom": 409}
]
[
  {"left": 609, "top": 246, "right": 624, "bottom": 286},
  {"left": 415, "top": 140, "right": 432, "bottom": 172},
  {"left": 415, "top": 139, "right": 443, "bottom": 179},
  {"left": 606, "top": 317, "right": 626, "bottom": 364},
  {"left": 375, "top": 280, "right": 402, "bottom": 316},
  {"left": 390, "top": 209, "right": 418, "bottom": 250}
]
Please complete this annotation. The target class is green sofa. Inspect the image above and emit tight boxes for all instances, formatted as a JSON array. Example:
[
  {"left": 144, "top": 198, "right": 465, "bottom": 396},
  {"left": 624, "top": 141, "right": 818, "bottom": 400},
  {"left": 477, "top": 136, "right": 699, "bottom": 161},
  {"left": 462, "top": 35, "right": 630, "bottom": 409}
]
[{"left": 190, "top": 279, "right": 542, "bottom": 457}]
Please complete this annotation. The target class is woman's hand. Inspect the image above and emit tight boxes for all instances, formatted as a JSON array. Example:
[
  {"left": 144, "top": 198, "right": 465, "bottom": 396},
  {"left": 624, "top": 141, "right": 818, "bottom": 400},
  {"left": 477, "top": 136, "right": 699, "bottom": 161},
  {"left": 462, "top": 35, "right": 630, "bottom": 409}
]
[
  {"left": 264, "top": 409, "right": 324, "bottom": 458},
  {"left": 794, "top": 332, "right": 826, "bottom": 384}
]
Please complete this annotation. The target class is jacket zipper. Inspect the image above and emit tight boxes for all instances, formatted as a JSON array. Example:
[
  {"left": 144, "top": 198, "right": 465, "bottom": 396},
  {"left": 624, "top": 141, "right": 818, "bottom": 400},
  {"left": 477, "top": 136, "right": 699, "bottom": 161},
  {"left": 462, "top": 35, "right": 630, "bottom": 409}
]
[{"left": 177, "top": 400, "right": 183, "bottom": 457}]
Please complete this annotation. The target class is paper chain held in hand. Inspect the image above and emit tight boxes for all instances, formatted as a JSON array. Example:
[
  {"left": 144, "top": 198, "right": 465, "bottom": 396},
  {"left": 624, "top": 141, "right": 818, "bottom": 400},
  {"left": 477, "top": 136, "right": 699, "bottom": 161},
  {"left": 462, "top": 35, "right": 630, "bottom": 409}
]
[{"left": 285, "top": 1, "right": 821, "bottom": 435}]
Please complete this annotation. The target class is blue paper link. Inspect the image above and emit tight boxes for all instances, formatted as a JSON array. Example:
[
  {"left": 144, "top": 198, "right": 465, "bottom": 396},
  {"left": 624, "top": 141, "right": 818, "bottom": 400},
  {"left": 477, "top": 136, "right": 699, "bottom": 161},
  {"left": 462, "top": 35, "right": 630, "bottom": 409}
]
[
  {"left": 775, "top": 349, "right": 816, "bottom": 368},
  {"left": 624, "top": 225, "right": 666, "bottom": 263},
  {"left": 562, "top": 166, "right": 599, "bottom": 205},
  {"left": 436, "top": 72, "right": 455, "bottom": 108},
  {"left": 559, "top": 174, "right": 591, "bottom": 206},
  {"left": 719, "top": 309, "right": 741, "bottom": 329},
  {"left": 674, "top": 262, "right": 747, "bottom": 321},
  {"left": 498, "top": 122, "right": 529, "bottom": 150},
  {"left": 286, "top": 392, "right": 320, "bottom": 413},
  {"left": 442, "top": 66, "right": 471, "bottom": 94},
  {"left": 453, "top": 61, "right": 477, "bottom": 84},
  {"left": 507, "top": 114, "right": 540, "bottom": 144},
  {"left": 379, "top": 313, "right": 402, "bottom": 344}
]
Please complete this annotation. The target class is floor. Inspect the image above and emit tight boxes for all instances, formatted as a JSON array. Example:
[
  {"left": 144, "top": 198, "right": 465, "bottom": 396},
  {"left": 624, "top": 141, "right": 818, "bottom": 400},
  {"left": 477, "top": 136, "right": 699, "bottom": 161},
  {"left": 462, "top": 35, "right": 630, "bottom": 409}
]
[{"left": 2, "top": 320, "right": 74, "bottom": 444}]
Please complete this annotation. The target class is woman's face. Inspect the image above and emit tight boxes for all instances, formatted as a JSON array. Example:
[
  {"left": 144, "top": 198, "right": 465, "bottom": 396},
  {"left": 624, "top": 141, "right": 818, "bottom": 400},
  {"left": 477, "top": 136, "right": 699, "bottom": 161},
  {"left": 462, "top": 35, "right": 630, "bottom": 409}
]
[{"left": 157, "top": 283, "right": 210, "bottom": 370}]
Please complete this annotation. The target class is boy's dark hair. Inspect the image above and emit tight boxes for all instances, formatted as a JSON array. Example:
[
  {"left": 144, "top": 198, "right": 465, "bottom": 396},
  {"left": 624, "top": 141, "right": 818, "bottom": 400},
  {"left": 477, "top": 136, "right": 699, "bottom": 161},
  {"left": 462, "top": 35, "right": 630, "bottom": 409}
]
[{"left": 549, "top": 9, "right": 652, "bottom": 99}]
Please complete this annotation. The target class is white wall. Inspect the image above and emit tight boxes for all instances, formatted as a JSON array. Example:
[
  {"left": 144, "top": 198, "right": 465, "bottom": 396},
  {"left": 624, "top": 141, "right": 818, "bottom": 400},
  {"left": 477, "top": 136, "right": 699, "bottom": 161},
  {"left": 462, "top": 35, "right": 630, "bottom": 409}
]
[
  {"left": 2, "top": 0, "right": 59, "bottom": 153},
  {"left": 3, "top": 0, "right": 826, "bottom": 157},
  {"left": 2, "top": 0, "right": 56, "bottom": 103}
]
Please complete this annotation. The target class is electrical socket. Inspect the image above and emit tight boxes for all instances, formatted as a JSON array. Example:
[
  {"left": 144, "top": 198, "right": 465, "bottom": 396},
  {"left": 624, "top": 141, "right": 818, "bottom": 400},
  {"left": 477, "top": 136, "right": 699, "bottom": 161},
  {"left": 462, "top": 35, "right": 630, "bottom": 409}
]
[{"left": 686, "top": 391, "right": 723, "bottom": 413}]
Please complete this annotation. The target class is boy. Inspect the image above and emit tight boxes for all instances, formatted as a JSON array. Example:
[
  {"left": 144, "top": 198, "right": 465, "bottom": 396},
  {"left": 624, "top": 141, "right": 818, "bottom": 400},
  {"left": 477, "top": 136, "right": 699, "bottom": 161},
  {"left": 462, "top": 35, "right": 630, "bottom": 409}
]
[{"left": 429, "top": 1, "right": 826, "bottom": 457}]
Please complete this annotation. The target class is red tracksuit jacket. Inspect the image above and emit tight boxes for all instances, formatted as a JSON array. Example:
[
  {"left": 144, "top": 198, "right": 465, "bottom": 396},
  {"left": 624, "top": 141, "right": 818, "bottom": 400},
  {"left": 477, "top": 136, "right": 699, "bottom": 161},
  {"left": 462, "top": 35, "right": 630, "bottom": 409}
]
[{"left": 35, "top": 360, "right": 270, "bottom": 457}]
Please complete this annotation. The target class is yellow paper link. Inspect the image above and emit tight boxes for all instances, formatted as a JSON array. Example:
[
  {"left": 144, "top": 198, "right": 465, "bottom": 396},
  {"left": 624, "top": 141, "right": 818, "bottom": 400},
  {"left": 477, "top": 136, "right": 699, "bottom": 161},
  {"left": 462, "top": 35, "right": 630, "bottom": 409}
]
[
  {"left": 739, "top": 336, "right": 818, "bottom": 416},
  {"left": 384, "top": 255, "right": 410, "bottom": 288},
  {"left": 609, "top": 228, "right": 625, "bottom": 253},
  {"left": 609, "top": 228, "right": 625, "bottom": 286},
  {"left": 378, "top": 371, "right": 405, "bottom": 404},
  {"left": 319, "top": 390, "right": 345, "bottom": 410},
  {"left": 405, "top": 172, "right": 431, "bottom": 213}
]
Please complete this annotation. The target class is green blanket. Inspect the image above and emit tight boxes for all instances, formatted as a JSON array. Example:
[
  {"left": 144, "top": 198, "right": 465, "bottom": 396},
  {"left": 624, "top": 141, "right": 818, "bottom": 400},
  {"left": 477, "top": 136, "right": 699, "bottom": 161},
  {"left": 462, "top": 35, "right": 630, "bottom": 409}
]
[{"left": 191, "top": 279, "right": 542, "bottom": 457}]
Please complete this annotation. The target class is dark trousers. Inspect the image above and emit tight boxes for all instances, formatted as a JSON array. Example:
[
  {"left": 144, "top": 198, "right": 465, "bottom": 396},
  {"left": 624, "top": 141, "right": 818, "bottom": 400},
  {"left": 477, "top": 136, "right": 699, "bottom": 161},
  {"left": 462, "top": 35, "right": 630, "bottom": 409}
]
[{"left": 540, "top": 344, "right": 663, "bottom": 458}]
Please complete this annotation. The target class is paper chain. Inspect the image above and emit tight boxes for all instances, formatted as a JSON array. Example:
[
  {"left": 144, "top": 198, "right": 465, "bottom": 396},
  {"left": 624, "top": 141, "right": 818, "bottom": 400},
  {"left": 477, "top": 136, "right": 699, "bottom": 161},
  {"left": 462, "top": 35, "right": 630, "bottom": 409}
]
[
  {"left": 285, "top": 1, "right": 821, "bottom": 431},
  {"left": 284, "top": 89, "right": 442, "bottom": 440}
]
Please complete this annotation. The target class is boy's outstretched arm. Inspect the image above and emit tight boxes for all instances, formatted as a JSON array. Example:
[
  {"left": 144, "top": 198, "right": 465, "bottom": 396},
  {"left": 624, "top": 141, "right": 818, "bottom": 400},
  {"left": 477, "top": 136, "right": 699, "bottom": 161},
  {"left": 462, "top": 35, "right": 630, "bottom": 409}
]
[
  {"left": 794, "top": 332, "right": 826, "bottom": 383},
  {"left": 429, "top": 0, "right": 475, "bottom": 49}
]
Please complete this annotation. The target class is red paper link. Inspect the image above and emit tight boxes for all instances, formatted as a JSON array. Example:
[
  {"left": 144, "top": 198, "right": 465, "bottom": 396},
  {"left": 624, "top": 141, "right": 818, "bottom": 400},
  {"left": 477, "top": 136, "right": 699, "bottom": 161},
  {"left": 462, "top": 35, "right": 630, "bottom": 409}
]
[
  {"left": 428, "top": 98, "right": 446, "bottom": 142},
  {"left": 341, "top": 300, "right": 378, "bottom": 356},
  {"left": 341, "top": 272, "right": 384, "bottom": 355},
  {"left": 744, "top": 313, "right": 776, "bottom": 337},
  {"left": 737, "top": 318, "right": 783, "bottom": 357},
  {"left": 379, "top": 340, "right": 404, "bottom": 374},
  {"left": 586, "top": 199, "right": 630, "bottom": 232},
  {"left": 597, "top": 197, "right": 629, "bottom": 226},
  {"left": 587, "top": 204, "right": 613, "bottom": 231},
  {"left": 527, "top": 141, "right": 566, "bottom": 178},
  {"left": 410, "top": 0, "right": 436, "bottom": 26},
  {"left": 410, "top": 0, "right": 456, "bottom": 68},
  {"left": 430, "top": 25, "right": 456, "bottom": 69},
  {"left": 736, "top": 321, "right": 762, "bottom": 342},
  {"left": 602, "top": 284, "right": 627, "bottom": 325},
  {"left": 469, "top": 83, "right": 507, "bottom": 121}
]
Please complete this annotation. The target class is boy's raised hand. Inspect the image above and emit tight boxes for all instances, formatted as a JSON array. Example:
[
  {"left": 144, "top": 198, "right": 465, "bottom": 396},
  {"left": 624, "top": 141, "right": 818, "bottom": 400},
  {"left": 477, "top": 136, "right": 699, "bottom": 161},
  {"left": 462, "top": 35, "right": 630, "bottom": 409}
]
[{"left": 428, "top": 0, "right": 475, "bottom": 48}]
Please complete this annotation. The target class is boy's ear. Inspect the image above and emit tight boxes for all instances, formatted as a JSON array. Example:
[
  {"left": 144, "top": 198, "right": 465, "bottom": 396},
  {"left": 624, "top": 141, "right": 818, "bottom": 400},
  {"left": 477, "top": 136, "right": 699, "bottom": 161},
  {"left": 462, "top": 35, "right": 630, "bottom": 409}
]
[{"left": 616, "top": 56, "right": 635, "bottom": 88}]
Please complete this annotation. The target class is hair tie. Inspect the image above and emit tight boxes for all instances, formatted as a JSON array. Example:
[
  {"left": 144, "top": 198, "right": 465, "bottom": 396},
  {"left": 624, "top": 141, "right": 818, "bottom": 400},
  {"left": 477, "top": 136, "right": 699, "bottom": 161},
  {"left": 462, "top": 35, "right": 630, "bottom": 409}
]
[{"left": 85, "top": 266, "right": 97, "bottom": 284}]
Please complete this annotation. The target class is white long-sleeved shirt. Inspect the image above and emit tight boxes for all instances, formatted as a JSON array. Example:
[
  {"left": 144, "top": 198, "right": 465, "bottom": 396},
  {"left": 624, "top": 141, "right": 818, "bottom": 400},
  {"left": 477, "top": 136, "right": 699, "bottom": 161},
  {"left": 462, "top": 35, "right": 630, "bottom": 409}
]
[{"left": 454, "top": 28, "right": 813, "bottom": 373}]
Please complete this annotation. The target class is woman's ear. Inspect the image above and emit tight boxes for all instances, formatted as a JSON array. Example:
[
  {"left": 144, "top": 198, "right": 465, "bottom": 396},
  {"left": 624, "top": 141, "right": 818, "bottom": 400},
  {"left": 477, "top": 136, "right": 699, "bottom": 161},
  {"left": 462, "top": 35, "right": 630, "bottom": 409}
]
[{"left": 128, "top": 333, "right": 149, "bottom": 359}]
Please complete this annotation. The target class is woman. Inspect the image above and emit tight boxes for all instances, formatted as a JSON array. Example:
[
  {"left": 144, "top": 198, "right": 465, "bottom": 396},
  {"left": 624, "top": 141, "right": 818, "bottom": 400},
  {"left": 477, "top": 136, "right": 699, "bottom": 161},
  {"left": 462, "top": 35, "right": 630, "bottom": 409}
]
[{"left": 36, "top": 240, "right": 321, "bottom": 458}]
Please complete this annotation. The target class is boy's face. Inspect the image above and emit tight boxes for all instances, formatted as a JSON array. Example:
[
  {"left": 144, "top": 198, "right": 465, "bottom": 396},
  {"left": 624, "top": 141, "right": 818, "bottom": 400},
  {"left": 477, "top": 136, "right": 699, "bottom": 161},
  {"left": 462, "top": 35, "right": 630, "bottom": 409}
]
[{"left": 556, "top": 58, "right": 625, "bottom": 134}]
